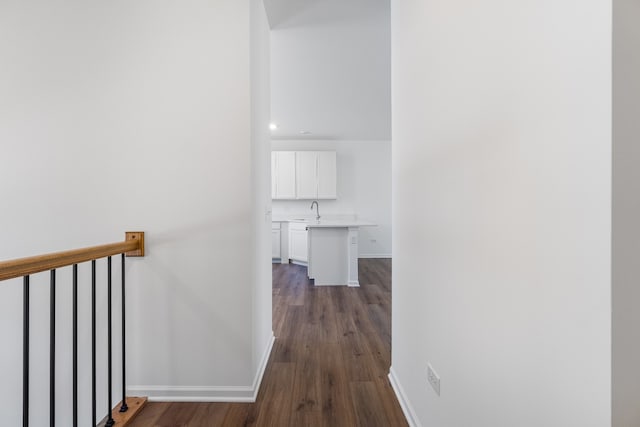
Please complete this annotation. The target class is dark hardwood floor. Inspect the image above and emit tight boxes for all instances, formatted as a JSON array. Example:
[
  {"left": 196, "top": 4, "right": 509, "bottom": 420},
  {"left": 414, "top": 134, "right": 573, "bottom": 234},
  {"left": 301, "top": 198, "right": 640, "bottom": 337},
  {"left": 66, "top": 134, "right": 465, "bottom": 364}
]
[{"left": 129, "top": 258, "right": 406, "bottom": 426}]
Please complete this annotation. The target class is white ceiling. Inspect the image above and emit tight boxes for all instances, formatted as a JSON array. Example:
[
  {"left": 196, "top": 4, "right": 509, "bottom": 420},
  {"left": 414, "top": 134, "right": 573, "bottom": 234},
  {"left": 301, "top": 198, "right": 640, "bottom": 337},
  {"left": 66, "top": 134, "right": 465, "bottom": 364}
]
[{"left": 265, "top": 0, "right": 391, "bottom": 141}]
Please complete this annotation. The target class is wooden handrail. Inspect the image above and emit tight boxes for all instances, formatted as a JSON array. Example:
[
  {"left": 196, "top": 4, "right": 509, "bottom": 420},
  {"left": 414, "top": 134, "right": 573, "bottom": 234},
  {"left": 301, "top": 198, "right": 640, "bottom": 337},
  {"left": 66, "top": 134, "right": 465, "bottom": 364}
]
[{"left": 0, "top": 232, "right": 144, "bottom": 282}]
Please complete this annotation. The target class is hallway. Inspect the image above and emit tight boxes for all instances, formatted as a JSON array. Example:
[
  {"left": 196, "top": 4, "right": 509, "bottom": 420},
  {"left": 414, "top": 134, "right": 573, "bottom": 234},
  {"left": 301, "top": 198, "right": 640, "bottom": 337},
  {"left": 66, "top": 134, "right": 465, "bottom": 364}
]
[{"left": 129, "top": 259, "right": 407, "bottom": 426}]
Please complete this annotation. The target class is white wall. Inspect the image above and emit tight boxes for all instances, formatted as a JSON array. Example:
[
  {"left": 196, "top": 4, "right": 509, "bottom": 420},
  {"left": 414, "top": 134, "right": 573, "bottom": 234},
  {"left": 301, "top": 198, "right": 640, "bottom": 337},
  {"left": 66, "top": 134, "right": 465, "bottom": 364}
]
[
  {"left": 251, "top": 0, "right": 275, "bottom": 384},
  {"left": 391, "top": 1, "right": 611, "bottom": 426},
  {"left": 612, "top": 0, "right": 640, "bottom": 425},
  {"left": 272, "top": 140, "right": 392, "bottom": 257},
  {"left": 269, "top": 0, "right": 390, "bottom": 140},
  {"left": 0, "top": 1, "right": 270, "bottom": 424}
]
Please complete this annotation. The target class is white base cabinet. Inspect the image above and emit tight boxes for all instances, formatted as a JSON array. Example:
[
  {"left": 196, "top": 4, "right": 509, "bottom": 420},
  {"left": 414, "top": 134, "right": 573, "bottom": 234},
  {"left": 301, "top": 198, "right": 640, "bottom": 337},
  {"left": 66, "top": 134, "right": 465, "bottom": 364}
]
[
  {"left": 288, "top": 222, "right": 308, "bottom": 263},
  {"left": 307, "top": 226, "right": 361, "bottom": 286},
  {"left": 272, "top": 222, "right": 281, "bottom": 259}
]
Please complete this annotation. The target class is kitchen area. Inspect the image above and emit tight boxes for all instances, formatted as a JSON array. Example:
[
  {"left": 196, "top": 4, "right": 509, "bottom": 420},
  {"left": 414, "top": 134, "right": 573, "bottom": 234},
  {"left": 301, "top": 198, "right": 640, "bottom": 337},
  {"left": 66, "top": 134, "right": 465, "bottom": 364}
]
[
  {"left": 271, "top": 143, "right": 391, "bottom": 286},
  {"left": 268, "top": 0, "right": 392, "bottom": 286}
]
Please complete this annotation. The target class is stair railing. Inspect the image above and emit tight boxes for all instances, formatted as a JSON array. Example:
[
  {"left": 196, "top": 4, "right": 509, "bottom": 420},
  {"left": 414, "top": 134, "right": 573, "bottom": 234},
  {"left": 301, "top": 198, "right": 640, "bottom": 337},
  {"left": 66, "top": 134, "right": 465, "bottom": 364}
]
[{"left": 0, "top": 232, "right": 145, "bottom": 427}]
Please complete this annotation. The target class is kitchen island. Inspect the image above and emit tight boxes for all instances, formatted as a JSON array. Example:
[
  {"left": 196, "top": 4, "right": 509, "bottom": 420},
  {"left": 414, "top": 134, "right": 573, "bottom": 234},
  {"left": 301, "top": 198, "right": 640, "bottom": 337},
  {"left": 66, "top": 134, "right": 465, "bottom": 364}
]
[{"left": 305, "top": 219, "right": 376, "bottom": 286}]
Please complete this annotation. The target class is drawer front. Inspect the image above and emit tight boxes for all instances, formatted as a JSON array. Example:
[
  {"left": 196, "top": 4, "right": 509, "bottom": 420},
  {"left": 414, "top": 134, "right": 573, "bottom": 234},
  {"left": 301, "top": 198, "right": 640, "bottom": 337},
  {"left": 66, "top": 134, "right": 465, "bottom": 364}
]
[{"left": 288, "top": 222, "right": 307, "bottom": 231}]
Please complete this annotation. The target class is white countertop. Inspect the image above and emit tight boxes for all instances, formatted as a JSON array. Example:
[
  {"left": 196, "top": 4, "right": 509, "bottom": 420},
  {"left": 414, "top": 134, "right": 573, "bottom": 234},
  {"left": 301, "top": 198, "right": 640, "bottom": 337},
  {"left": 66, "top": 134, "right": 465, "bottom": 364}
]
[
  {"left": 304, "top": 219, "right": 376, "bottom": 228},
  {"left": 272, "top": 214, "right": 375, "bottom": 228},
  {"left": 272, "top": 215, "right": 312, "bottom": 222}
]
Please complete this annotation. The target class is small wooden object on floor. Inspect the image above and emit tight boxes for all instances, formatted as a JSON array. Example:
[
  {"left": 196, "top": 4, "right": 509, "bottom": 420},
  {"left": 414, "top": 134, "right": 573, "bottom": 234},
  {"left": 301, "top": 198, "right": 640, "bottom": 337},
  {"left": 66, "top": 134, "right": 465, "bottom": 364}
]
[{"left": 97, "top": 397, "right": 147, "bottom": 427}]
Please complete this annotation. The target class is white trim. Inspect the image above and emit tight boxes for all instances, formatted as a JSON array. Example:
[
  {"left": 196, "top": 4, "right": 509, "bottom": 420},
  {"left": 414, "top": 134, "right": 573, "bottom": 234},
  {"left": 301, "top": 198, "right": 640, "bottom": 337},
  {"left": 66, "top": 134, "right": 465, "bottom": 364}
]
[
  {"left": 251, "top": 333, "right": 275, "bottom": 400},
  {"left": 280, "top": 255, "right": 391, "bottom": 262},
  {"left": 359, "top": 254, "right": 392, "bottom": 259},
  {"left": 388, "top": 366, "right": 422, "bottom": 427},
  {"left": 129, "top": 334, "right": 275, "bottom": 402},
  {"left": 347, "top": 280, "right": 360, "bottom": 287}
]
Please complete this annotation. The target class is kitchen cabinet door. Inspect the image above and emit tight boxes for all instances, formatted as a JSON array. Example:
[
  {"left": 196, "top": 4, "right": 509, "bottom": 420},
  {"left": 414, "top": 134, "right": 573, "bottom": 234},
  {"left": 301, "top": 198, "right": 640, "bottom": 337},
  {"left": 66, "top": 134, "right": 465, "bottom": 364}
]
[
  {"left": 289, "top": 224, "right": 308, "bottom": 263},
  {"left": 295, "top": 151, "right": 318, "bottom": 199},
  {"left": 273, "top": 151, "right": 296, "bottom": 199},
  {"left": 317, "top": 151, "right": 337, "bottom": 199}
]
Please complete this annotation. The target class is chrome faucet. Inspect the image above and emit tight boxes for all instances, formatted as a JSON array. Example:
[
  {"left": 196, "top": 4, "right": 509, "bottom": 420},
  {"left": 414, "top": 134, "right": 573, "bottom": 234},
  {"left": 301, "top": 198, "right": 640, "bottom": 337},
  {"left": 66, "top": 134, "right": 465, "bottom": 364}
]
[{"left": 310, "top": 200, "right": 320, "bottom": 220}]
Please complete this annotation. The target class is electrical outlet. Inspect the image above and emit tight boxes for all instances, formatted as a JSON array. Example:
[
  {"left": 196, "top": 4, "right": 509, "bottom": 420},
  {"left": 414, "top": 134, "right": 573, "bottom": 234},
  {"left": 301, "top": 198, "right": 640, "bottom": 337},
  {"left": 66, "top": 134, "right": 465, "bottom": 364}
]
[{"left": 427, "top": 364, "right": 440, "bottom": 396}]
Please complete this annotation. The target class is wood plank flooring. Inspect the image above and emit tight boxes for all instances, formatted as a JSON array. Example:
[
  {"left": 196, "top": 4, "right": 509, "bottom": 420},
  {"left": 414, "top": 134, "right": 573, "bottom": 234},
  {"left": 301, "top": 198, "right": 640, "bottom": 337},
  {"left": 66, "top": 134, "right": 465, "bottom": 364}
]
[{"left": 129, "top": 258, "right": 406, "bottom": 426}]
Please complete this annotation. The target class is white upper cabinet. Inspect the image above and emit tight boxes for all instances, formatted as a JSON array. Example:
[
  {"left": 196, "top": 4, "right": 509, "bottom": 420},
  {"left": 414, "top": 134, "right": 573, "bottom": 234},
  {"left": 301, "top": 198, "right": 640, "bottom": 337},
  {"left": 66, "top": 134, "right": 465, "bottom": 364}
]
[
  {"left": 295, "top": 151, "right": 319, "bottom": 199},
  {"left": 272, "top": 151, "right": 297, "bottom": 199},
  {"left": 272, "top": 151, "right": 337, "bottom": 200},
  {"left": 317, "top": 151, "right": 337, "bottom": 199}
]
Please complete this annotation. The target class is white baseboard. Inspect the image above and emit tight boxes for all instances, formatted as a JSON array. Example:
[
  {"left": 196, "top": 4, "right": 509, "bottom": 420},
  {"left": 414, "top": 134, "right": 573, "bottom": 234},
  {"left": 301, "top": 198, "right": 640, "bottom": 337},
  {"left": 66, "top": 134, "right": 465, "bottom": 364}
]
[
  {"left": 129, "top": 334, "right": 275, "bottom": 402},
  {"left": 278, "top": 256, "right": 391, "bottom": 262},
  {"left": 251, "top": 333, "right": 275, "bottom": 400},
  {"left": 388, "top": 366, "right": 422, "bottom": 427},
  {"left": 126, "top": 386, "right": 257, "bottom": 402}
]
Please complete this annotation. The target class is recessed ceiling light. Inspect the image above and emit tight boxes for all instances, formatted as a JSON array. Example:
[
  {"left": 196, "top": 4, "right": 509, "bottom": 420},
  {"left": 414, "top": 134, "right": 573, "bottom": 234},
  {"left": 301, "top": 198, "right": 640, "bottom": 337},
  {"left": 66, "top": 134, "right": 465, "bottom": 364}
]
[{"left": 269, "top": 123, "right": 278, "bottom": 131}]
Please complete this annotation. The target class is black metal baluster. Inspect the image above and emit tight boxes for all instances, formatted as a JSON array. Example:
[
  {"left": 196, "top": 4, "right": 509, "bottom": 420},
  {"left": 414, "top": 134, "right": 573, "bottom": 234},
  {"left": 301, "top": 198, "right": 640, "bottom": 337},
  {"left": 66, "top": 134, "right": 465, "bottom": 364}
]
[
  {"left": 23, "top": 275, "right": 29, "bottom": 427},
  {"left": 91, "top": 260, "right": 96, "bottom": 427},
  {"left": 106, "top": 257, "right": 114, "bottom": 427},
  {"left": 72, "top": 264, "right": 78, "bottom": 427},
  {"left": 120, "top": 254, "right": 128, "bottom": 413},
  {"left": 50, "top": 270, "right": 56, "bottom": 427}
]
